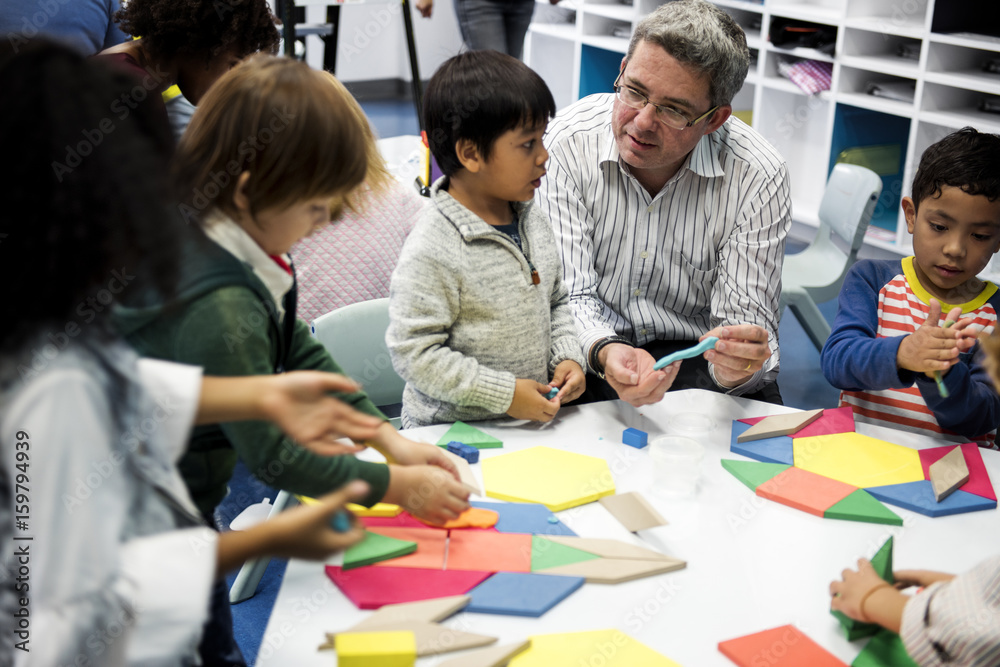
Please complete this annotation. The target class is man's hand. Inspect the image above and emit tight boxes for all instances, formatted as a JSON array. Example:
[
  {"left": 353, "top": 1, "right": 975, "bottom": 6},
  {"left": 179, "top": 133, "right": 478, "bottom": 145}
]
[
  {"left": 414, "top": 0, "right": 433, "bottom": 17},
  {"left": 549, "top": 360, "right": 586, "bottom": 403},
  {"left": 599, "top": 344, "right": 676, "bottom": 407},
  {"left": 703, "top": 325, "right": 771, "bottom": 388},
  {"left": 508, "top": 379, "right": 561, "bottom": 422},
  {"left": 897, "top": 299, "right": 976, "bottom": 377}
]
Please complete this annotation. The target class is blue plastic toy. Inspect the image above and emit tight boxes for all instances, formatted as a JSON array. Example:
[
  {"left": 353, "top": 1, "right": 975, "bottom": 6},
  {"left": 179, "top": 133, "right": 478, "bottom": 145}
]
[
  {"left": 545, "top": 386, "right": 559, "bottom": 400},
  {"left": 330, "top": 509, "right": 353, "bottom": 533},
  {"left": 447, "top": 440, "right": 480, "bottom": 464},
  {"left": 653, "top": 336, "right": 719, "bottom": 370},
  {"left": 622, "top": 427, "right": 648, "bottom": 449}
]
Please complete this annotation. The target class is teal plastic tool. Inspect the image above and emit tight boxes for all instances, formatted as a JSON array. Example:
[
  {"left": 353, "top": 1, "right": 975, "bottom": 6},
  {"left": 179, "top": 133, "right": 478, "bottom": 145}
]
[
  {"left": 934, "top": 320, "right": 956, "bottom": 398},
  {"left": 545, "top": 387, "right": 559, "bottom": 400},
  {"left": 653, "top": 337, "right": 719, "bottom": 370}
]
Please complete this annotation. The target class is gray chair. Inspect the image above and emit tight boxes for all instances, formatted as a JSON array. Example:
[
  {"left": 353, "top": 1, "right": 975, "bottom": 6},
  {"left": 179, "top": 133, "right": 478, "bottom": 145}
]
[{"left": 781, "top": 163, "right": 883, "bottom": 351}]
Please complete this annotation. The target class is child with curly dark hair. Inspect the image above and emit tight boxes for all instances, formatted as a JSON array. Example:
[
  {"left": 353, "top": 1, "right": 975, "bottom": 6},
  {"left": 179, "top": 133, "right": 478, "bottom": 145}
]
[{"left": 95, "top": 0, "right": 279, "bottom": 128}]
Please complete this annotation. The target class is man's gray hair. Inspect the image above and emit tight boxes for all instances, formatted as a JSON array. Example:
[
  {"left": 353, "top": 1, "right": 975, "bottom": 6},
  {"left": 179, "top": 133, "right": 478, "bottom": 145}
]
[{"left": 627, "top": 0, "right": 750, "bottom": 107}]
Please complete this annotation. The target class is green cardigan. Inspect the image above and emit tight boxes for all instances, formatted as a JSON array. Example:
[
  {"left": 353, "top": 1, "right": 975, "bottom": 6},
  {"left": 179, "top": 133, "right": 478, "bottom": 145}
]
[{"left": 115, "top": 234, "right": 390, "bottom": 516}]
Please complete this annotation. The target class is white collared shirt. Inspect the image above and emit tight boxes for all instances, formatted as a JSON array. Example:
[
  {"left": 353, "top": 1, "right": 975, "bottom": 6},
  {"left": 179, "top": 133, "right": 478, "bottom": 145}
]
[
  {"left": 536, "top": 93, "right": 791, "bottom": 394},
  {"left": 202, "top": 210, "right": 294, "bottom": 321}
]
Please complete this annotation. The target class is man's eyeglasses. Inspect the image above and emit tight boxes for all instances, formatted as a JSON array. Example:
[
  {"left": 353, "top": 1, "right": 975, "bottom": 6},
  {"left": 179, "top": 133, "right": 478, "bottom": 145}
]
[{"left": 612, "top": 71, "right": 718, "bottom": 130}]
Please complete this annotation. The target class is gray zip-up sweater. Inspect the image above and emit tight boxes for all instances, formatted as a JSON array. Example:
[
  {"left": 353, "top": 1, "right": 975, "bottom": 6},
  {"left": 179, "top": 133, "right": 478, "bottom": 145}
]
[{"left": 387, "top": 178, "right": 585, "bottom": 427}]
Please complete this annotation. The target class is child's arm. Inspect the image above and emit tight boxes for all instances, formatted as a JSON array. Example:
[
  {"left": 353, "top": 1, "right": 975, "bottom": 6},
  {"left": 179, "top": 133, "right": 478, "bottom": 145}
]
[
  {"left": 918, "top": 343, "right": 1000, "bottom": 437},
  {"left": 822, "top": 261, "right": 919, "bottom": 390},
  {"left": 545, "top": 245, "right": 588, "bottom": 403},
  {"left": 829, "top": 558, "right": 908, "bottom": 633},
  {"left": 197, "top": 372, "right": 381, "bottom": 455},
  {"left": 215, "top": 481, "right": 368, "bottom": 575}
]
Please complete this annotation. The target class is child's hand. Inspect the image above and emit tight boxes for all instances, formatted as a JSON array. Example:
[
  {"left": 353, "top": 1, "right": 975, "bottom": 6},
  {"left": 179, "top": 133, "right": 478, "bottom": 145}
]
[
  {"left": 368, "top": 425, "right": 461, "bottom": 481},
  {"left": 549, "top": 360, "right": 586, "bottom": 403},
  {"left": 256, "top": 480, "right": 369, "bottom": 560},
  {"left": 829, "top": 558, "right": 903, "bottom": 631},
  {"left": 897, "top": 299, "right": 976, "bottom": 377},
  {"left": 384, "top": 465, "right": 471, "bottom": 525},
  {"left": 257, "top": 371, "right": 382, "bottom": 454},
  {"left": 893, "top": 569, "right": 956, "bottom": 590},
  {"left": 507, "top": 378, "right": 561, "bottom": 422}
]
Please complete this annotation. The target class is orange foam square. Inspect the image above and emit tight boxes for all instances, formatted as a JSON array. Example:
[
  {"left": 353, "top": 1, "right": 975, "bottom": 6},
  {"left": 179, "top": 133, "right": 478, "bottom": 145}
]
[
  {"left": 446, "top": 530, "right": 532, "bottom": 572},
  {"left": 757, "top": 467, "right": 857, "bottom": 517}
]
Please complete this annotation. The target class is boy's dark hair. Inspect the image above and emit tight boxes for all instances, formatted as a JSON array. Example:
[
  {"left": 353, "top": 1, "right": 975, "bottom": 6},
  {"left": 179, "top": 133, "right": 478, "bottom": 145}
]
[
  {"left": 912, "top": 127, "right": 1000, "bottom": 209},
  {"left": 424, "top": 50, "right": 556, "bottom": 177},
  {"left": 114, "top": 0, "right": 279, "bottom": 64},
  {"left": 0, "top": 39, "right": 184, "bottom": 353}
]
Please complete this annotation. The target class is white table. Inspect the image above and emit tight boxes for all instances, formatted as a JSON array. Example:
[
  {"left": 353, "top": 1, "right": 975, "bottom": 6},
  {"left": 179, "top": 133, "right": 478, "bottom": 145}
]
[{"left": 254, "top": 389, "right": 1000, "bottom": 666}]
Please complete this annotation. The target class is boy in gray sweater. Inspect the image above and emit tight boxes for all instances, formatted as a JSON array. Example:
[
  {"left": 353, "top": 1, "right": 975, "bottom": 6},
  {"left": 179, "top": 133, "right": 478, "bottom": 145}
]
[{"left": 387, "top": 50, "right": 586, "bottom": 428}]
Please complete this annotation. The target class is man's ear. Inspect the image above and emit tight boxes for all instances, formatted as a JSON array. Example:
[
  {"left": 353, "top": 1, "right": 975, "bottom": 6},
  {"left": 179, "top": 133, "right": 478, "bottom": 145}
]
[
  {"left": 703, "top": 105, "right": 732, "bottom": 135},
  {"left": 455, "top": 138, "right": 483, "bottom": 174},
  {"left": 232, "top": 171, "right": 252, "bottom": 214}
]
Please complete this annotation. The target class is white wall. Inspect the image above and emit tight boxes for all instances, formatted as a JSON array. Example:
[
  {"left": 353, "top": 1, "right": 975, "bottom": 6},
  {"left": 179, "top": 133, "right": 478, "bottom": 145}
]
[{"left": 302, "top": 0, "right": 464, "bottom": 82}]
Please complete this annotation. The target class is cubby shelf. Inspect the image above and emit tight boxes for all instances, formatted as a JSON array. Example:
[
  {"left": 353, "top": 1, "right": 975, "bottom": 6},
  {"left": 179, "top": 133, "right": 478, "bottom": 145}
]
[{"left": 525, "top": 0, "right": 1000, "bottom": 277}]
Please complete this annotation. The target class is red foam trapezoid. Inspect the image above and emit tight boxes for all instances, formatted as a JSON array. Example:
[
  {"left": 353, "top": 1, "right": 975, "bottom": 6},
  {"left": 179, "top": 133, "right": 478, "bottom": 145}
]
[{"left": 326, "top": 565, "right": 493, "bottom": 609}]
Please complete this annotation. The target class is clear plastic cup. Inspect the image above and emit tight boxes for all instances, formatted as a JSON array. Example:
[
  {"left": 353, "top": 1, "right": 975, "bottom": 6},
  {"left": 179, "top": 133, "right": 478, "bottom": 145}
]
[{"left": 650, "top": 435, "right": 704, "bottom": 498}]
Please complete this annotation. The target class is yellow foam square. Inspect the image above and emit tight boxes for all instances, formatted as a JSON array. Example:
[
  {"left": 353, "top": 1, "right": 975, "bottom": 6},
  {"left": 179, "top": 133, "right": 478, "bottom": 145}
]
[
  {"left": 793, "top": 433, "right": 924, "bottom": 488},
  {"left": 509, "top": 629, "right": 680, "bottom": 666},
  {"left": 482, "top": 446, "right": 615, "bottom": 511},
  {"left": 336, "top": 630, "right": 416, "bottom": 667}
]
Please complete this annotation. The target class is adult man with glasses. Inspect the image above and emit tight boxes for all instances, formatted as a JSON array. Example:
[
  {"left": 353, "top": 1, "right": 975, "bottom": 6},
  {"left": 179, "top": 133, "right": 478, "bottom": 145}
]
[{"left": 537, "top": 0, "right": 790, "bottom": 406}]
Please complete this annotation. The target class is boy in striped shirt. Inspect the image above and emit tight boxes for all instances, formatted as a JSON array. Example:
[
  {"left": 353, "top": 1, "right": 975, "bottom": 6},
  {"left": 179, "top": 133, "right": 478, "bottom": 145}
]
[{"left": 821, "top": 128, "right": 1000, "bottom": 447}]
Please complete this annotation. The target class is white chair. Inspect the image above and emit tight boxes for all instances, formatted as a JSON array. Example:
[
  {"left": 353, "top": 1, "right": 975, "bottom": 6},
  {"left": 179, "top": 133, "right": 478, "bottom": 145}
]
[
  {"left": 781, "top": 163, "right": 883, "bottom": 351},
  {"left": 228, "top": 298, "right": 405, "bottom": 603}
]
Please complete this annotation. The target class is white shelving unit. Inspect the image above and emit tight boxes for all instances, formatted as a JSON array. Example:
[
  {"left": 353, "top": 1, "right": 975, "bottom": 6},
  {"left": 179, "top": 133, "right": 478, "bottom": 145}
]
[{"left": 524, "top": 0, "right": 1000, "bottom": 268}]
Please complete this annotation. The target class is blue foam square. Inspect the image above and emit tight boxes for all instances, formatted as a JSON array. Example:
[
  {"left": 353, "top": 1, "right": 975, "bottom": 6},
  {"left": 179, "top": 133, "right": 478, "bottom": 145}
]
[
  {"left": 465, "top": 572, "right": 584, "bottom": 617},
  {"left": 730, "top": 420, "right": 794, "bottom": 465},
  {"left": 866, "top": 480, "right": 998, "bottom": 517},
  {"left": 470, "top": 501, "right": 576, "bottom": 536},
  {"left": 622, "top": 427, "right": 648, "bottom": 449}
]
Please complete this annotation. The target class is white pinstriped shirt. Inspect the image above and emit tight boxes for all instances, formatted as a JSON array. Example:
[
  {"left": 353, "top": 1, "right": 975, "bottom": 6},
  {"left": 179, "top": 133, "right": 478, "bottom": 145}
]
[{"left": 536, "top": 94, "right": 791, "bottom": 393}]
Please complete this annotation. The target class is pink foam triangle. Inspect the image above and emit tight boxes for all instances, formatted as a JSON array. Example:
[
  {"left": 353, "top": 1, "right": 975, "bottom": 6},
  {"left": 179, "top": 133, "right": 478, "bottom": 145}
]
[
  {"left": 739, "top": 406, "right": 855, "bottom": 437},
  {"left": 325, "top": 565, "right": 493, "bottom": 609},
  {"left": 919, "top": 442, "right": 996, "bottom": 502}
]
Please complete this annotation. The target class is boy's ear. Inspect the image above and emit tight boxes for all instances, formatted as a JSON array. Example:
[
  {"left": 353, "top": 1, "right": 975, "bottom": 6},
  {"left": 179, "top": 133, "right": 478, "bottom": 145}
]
[
  {"left": 454, "top": 138, "right": 483, "bottom": 174},
  {"left": 902, "top": 196, "right": 917, "bottom": 235},
  {"left": 232, "top": 171, "right": 252, "bottom": 214}
]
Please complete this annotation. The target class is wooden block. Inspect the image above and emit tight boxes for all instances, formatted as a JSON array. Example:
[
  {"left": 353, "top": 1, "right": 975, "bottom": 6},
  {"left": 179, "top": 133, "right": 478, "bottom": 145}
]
[
  {"left": 335, "top": 630, "right": 417, "bottom": 666},
  {"left": 737, "top": 409, "right": 823, "bottom": 442},
  {"left": 919, "top": 442, "right": 996, "bottom": 501},
  {"left": 335, "top": 621, "right": 496, "bottom": 657},
  {"left": 598, "top": 492, "right": 667, "bottom": 532},
  {"left": 348, "top": 595, "right": 471, "bottom": 631},
  {"left": 929, "top": 446, "right": 970, "bottom": 502},
  {"left": 534, "top": 535, "right": 674, "bottom": 561},
  {"left": 535, "top": 556, "right": 686, "bottom": 583},
  {"left": 443, "top": 449, "right": 483, "bottom": 496},
  {"left": 436, "top": 640, "right": 531, "bottom": 667}
]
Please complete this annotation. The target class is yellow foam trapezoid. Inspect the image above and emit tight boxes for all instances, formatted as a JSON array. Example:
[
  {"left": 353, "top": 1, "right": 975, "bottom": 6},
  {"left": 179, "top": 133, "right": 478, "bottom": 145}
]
[{"left": 793, "top": 432, "right": 924, "bottom": 489}]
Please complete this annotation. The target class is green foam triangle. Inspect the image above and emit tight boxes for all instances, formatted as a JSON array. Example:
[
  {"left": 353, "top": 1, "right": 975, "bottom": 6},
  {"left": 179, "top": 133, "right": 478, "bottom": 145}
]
[
  {"left": 530, "top": 536, "right": 601, "bottom": 572},
  {"left": 721, "top": 459, "right": 791, "bottom": 492},
  {"left": 436, "top": 421, "right": 503, "bottom": 449},
  {"left": 851, "top": 629, "right": 918, "bottom": 667},
  {"left": 342, "top": 531, "right": 417, "bottom": 570},
  {"left": 825, "top": 489, "right": 903, "bottom": 526},
  {"left": 833, "top": 537, "right": 894, "bottom": 639}
]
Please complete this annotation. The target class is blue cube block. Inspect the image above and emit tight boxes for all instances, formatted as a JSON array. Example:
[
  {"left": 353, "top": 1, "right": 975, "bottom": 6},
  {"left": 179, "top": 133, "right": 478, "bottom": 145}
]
[
  {"left": 622, "top": 427, "right": 648, "bottom": 449},
  {"left": 447, "top": 441, "right": 479, "bottom": 464}
]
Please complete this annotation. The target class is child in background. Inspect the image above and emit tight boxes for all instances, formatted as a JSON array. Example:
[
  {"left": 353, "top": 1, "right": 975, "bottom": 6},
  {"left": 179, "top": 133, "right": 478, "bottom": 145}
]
[
  {"left": 0, "top": 40, "right": 371, "bottom": 667},
  {"left": 821, "top": 127, "right": 1000, "bottom": 446},
  {"left": 830, "top": 329, "right": 1000, "bottom": 667},
  {"left": 116, "top": 55, "right": 469, "bottom": 664},
  {"left": 386, "top": 50, "right": 586, "bottom": 428}
]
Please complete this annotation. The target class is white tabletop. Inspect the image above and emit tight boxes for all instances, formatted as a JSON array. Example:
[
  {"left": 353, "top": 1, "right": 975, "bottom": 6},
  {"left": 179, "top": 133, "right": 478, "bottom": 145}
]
[{"left": 254, "top": 389, "right": 1000, "bottom": 666}]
